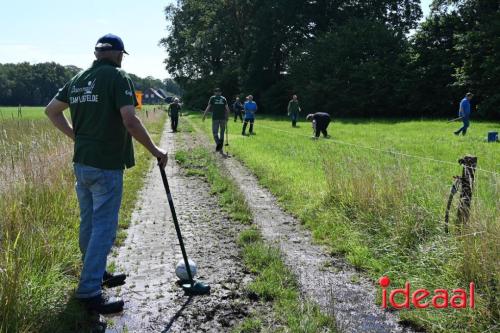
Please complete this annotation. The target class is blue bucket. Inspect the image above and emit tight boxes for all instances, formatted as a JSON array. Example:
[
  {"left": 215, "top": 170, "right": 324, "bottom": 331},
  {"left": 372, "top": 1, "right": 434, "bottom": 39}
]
[{"left": 487, "top": 131, "right": 498, "bottom": 142}]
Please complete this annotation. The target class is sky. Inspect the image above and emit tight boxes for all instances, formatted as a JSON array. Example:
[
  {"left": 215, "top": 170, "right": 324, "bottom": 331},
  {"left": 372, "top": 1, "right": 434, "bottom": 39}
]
[
  {"left": 0, "top": 0, "right": 433, "bottom": 81},
  {"left": 0, "top": 0, "right": 174, "bottom": 79}
]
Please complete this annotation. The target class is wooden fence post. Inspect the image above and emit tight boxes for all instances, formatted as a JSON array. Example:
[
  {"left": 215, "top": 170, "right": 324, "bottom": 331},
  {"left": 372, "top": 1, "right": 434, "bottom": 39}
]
[{"left": 457, "top": 155, "right": 477, "bottom": 227}]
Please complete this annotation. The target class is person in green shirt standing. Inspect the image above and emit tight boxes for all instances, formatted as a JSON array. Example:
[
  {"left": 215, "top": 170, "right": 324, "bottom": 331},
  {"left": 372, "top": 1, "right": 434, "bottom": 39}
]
[
  {"left": 287, "top": 94, "right": 301, "bottom": 127},
  {"left": 45, "top": 34, "right": 168, "bottom": 314},
  {"left": 203, "top": 87, "right": 230, "bottom": 153},
  {"left": 168, "top": 97, "right": 182, "bottom": 132}
]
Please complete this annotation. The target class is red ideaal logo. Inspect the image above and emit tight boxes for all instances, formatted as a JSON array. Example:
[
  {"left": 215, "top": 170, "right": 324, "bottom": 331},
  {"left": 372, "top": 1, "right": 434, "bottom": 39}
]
[{"left": 379, "top": 276, "right": 475, "bottom": 309}]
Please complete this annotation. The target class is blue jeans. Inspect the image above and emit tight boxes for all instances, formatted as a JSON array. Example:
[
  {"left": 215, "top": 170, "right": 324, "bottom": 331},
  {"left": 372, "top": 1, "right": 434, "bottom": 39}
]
[
  {"left": 456, "top": 116, "right": 470, "bottom": 135},
  {"left": 212, "top": 119, "right": 226, "bottom": 146},
  {"left": 290, "top": 112, "right": 299, "bottom": 127},
  {"left": 73, "top": 163, "right": 123, "bottom": 298}
]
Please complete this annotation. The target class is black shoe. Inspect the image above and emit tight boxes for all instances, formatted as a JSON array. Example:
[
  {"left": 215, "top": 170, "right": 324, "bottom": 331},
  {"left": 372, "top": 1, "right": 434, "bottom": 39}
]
[
  {"left": 454, "top": 131, "right": 459, "bottom": 136},
  {"left": 103, "top": 271, "right": 126, "bottom": 288},
  {"left": 79, "top": 294, "right": 124, "bottom": 314},
  {"left": 216, "top": 143, "right": 222, "bottom": 151}
]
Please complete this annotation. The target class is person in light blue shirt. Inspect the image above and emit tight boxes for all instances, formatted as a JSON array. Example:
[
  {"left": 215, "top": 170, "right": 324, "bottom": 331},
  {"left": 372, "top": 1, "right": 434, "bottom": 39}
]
[
  {"left": 454, "top": 92, "right": 473, "bottom": 135},
  {"left": 242, "top": 95, "right": 257, "bottom": 135}
]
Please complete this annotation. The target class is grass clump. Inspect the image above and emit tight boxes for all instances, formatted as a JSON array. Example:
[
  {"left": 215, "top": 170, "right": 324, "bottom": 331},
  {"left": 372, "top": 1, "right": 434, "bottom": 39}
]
[
  {"left": 238, "top": 227, "right": 335, "bottom": 332},
  {"left": 232, "top": 317, "right": 263, "bottom": 333}
]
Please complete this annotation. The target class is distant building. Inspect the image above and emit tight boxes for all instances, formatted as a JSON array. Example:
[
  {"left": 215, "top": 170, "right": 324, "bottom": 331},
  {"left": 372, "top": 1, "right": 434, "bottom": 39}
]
[{"left": 142, "top": 88, "right": 174, "bottom": 104}]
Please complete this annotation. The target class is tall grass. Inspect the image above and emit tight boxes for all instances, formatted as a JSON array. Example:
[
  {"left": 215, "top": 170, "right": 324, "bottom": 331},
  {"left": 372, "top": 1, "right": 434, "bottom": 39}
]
[
  {"left": 0, "top": 106, "right": 166, "bottom": 332},
  {"left": 193, "top": 114, "right": 499, "bottom": 332}
]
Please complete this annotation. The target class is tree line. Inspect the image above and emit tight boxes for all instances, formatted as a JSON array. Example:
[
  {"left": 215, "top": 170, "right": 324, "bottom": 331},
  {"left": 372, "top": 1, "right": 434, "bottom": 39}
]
[
  {"left": 160, "top": 0, "right": 499, "bottom": 119},
  {"left": 0, "top": 62, "right": 181, "bottom": 106}
]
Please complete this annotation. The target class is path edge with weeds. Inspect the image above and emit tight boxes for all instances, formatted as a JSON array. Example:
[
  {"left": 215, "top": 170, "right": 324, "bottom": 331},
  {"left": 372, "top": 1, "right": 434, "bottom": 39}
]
[{"left": 174, "top": 127, "right": 336, "bottom": 333}]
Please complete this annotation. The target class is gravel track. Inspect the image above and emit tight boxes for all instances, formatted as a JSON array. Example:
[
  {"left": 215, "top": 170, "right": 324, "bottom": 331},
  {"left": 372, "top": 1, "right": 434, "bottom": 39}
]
[{"left": 104, "top": 125, "right": 272, "bottom": 332}]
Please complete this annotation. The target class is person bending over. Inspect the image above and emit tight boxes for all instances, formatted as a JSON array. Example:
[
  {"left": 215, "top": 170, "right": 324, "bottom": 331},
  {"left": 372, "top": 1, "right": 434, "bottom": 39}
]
[{"left": 306, "top": 112, "right": 331, "bottom": 139}]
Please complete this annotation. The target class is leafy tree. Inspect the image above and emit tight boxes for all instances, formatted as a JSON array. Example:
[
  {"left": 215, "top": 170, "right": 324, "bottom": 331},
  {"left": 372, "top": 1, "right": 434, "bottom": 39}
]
[
  {"left": 408, "top": 11, "right": 464, "bottom": 117},
  {"left": 0, "top": 62, "right": 79, "bottom": 106},
  {"left": 290, "top": 19, "right": 411, "bottom": 117},
  {"left": 0, "top": 62, "right": 177, "bottom": 106},
  {"left": 161, "top": 0, "right": 500, "bottom": 119}
]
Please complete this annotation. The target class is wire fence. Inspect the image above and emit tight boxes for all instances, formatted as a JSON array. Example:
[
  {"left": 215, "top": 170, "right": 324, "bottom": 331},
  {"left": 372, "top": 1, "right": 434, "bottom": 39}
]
[{"left": 258, "top": 123, "right": 500, "bottom": 177}]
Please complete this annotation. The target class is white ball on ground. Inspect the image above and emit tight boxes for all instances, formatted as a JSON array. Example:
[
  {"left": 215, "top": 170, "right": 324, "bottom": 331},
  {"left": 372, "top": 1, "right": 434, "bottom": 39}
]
[{"left": 175, "top": 258, "right": 197, "bottom": 281}]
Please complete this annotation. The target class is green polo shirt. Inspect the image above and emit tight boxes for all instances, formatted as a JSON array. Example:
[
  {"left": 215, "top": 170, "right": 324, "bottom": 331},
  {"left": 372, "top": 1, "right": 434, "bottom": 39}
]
[
  {"left": 208, "top": 95, "right": 227, "bottom": 120},
  {"left": 288, "top": 100, "right": 300, "bottom": 114},
  {"left": 55, "top": 59, "right": 137, "bottom": 170}
]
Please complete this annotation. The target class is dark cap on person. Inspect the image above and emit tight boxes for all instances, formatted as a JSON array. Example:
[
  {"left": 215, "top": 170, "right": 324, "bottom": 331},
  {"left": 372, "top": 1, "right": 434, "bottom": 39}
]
[{"left": 95, "top": 34, "right": 129, "bottom": 54}]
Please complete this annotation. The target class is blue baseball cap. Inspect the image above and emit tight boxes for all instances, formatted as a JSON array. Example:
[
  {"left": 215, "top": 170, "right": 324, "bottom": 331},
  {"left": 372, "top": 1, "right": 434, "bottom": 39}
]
[{"left": 95, "top": 33, "right": 129, "bottom": 54}]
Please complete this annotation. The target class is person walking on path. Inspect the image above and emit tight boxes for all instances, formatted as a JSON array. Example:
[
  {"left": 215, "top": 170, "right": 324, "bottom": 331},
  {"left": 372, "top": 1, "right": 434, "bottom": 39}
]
[
  {"left": 44, "top": 34, "right": 168, "bottom": 314},
  {"left": 306, "top": 112, "right": 331, "bottom": 139},
  {"left": 242, "top": 95, "right": 257, "bottom": 135},
  {"left": 454, "top": 92, "right": 473, "bottom": 136},
  {"left": 287, "top": 94, "right": 301, "bottom": 127},
  {"left": 203, "top": 87, "right": 230, "bottom": 152},
  {"left": 233, "top": 97, "right": 243, "bottom": 122},
  {"left": 168, "top": 98, "right": 182, "bottom": 132}
]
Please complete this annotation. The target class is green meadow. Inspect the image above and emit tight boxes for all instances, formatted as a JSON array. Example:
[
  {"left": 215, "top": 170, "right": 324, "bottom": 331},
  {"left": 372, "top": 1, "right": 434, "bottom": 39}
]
[
  {"left": 191, "top": 114, "right": 499, "bottom": 332},
  {"left": 0, "top": 106, "right": 49, "bottom": 120}
]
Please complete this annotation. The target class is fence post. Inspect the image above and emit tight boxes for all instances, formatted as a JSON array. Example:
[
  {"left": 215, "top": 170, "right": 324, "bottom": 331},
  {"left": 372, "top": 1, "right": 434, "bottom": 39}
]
[{"left": 457, "top": 155, "right": 477, "bottom": 227}]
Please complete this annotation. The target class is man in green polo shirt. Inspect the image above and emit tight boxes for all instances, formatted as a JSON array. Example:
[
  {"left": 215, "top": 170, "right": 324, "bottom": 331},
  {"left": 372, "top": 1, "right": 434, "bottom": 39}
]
[
  {"left": 287, "top": 94, "right": 301, "bottom": 127},
  {"left": 45, "top": 34, "right": 167, "bottom": 314},
  {"left": 202, "top": 88, "right": 230, "bottom": 152}
]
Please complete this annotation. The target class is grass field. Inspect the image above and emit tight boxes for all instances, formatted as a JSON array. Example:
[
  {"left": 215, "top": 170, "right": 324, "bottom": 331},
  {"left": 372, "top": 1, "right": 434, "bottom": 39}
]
[
  {"left": 0, "top": 105, "right": 166, "bottom": 332},
  {"left": 191, "top": 114, "right": 499, "bottom": 332},
  {"left": 0, "top": 106, "right": 53, "bottom": 120}
]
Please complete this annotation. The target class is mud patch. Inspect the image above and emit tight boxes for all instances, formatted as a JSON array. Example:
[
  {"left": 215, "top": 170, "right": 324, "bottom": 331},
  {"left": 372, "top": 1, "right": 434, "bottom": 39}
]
[{"left": 104, "top": 126, "right": 272, "bottom": 332}]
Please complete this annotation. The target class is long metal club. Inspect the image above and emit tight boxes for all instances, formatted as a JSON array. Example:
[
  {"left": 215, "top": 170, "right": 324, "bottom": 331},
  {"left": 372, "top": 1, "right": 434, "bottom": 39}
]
[{"left": 157, "top": 159, "right": 210, "bottom": 295}]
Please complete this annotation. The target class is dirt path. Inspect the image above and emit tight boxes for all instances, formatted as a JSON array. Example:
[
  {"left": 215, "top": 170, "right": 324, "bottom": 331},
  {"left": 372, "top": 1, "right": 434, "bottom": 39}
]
[
  {"left": 104, "top": 125, "right": 271, "bottom": 332},
  {"left": 190, "top": 120, "right": 419, "bottom": 333}
]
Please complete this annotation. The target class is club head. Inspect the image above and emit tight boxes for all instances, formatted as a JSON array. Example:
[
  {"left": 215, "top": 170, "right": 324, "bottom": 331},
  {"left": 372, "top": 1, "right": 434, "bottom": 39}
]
[{"left": 182, "top": 281, "right": 211, "bottom": 295}]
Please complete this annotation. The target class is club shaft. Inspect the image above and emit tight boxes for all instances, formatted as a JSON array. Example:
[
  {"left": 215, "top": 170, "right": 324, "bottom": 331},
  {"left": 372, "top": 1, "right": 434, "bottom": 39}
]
[{"left": 158, "top": 162, "right": 195, "bottom": 286}]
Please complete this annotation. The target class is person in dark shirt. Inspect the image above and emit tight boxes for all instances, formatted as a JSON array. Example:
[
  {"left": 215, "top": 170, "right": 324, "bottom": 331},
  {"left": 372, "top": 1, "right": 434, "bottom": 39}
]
[
  {"left": 203, "top": 88, "right": 230, "bottom": 152},
  {"left": 233, "top": 97, "right": 243, "bottom": 122},
  {"left": 287, "top": 94, "right": 301, "bottom": 127},
  {"left": 45, "top": 34, "right": 167, "bottom": 314},
  {"left": 306, "top": 112, "right": 331, "bottom": 139},
  {"left": 168, "top": 98, "right": 181, "bottom": 132}
]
